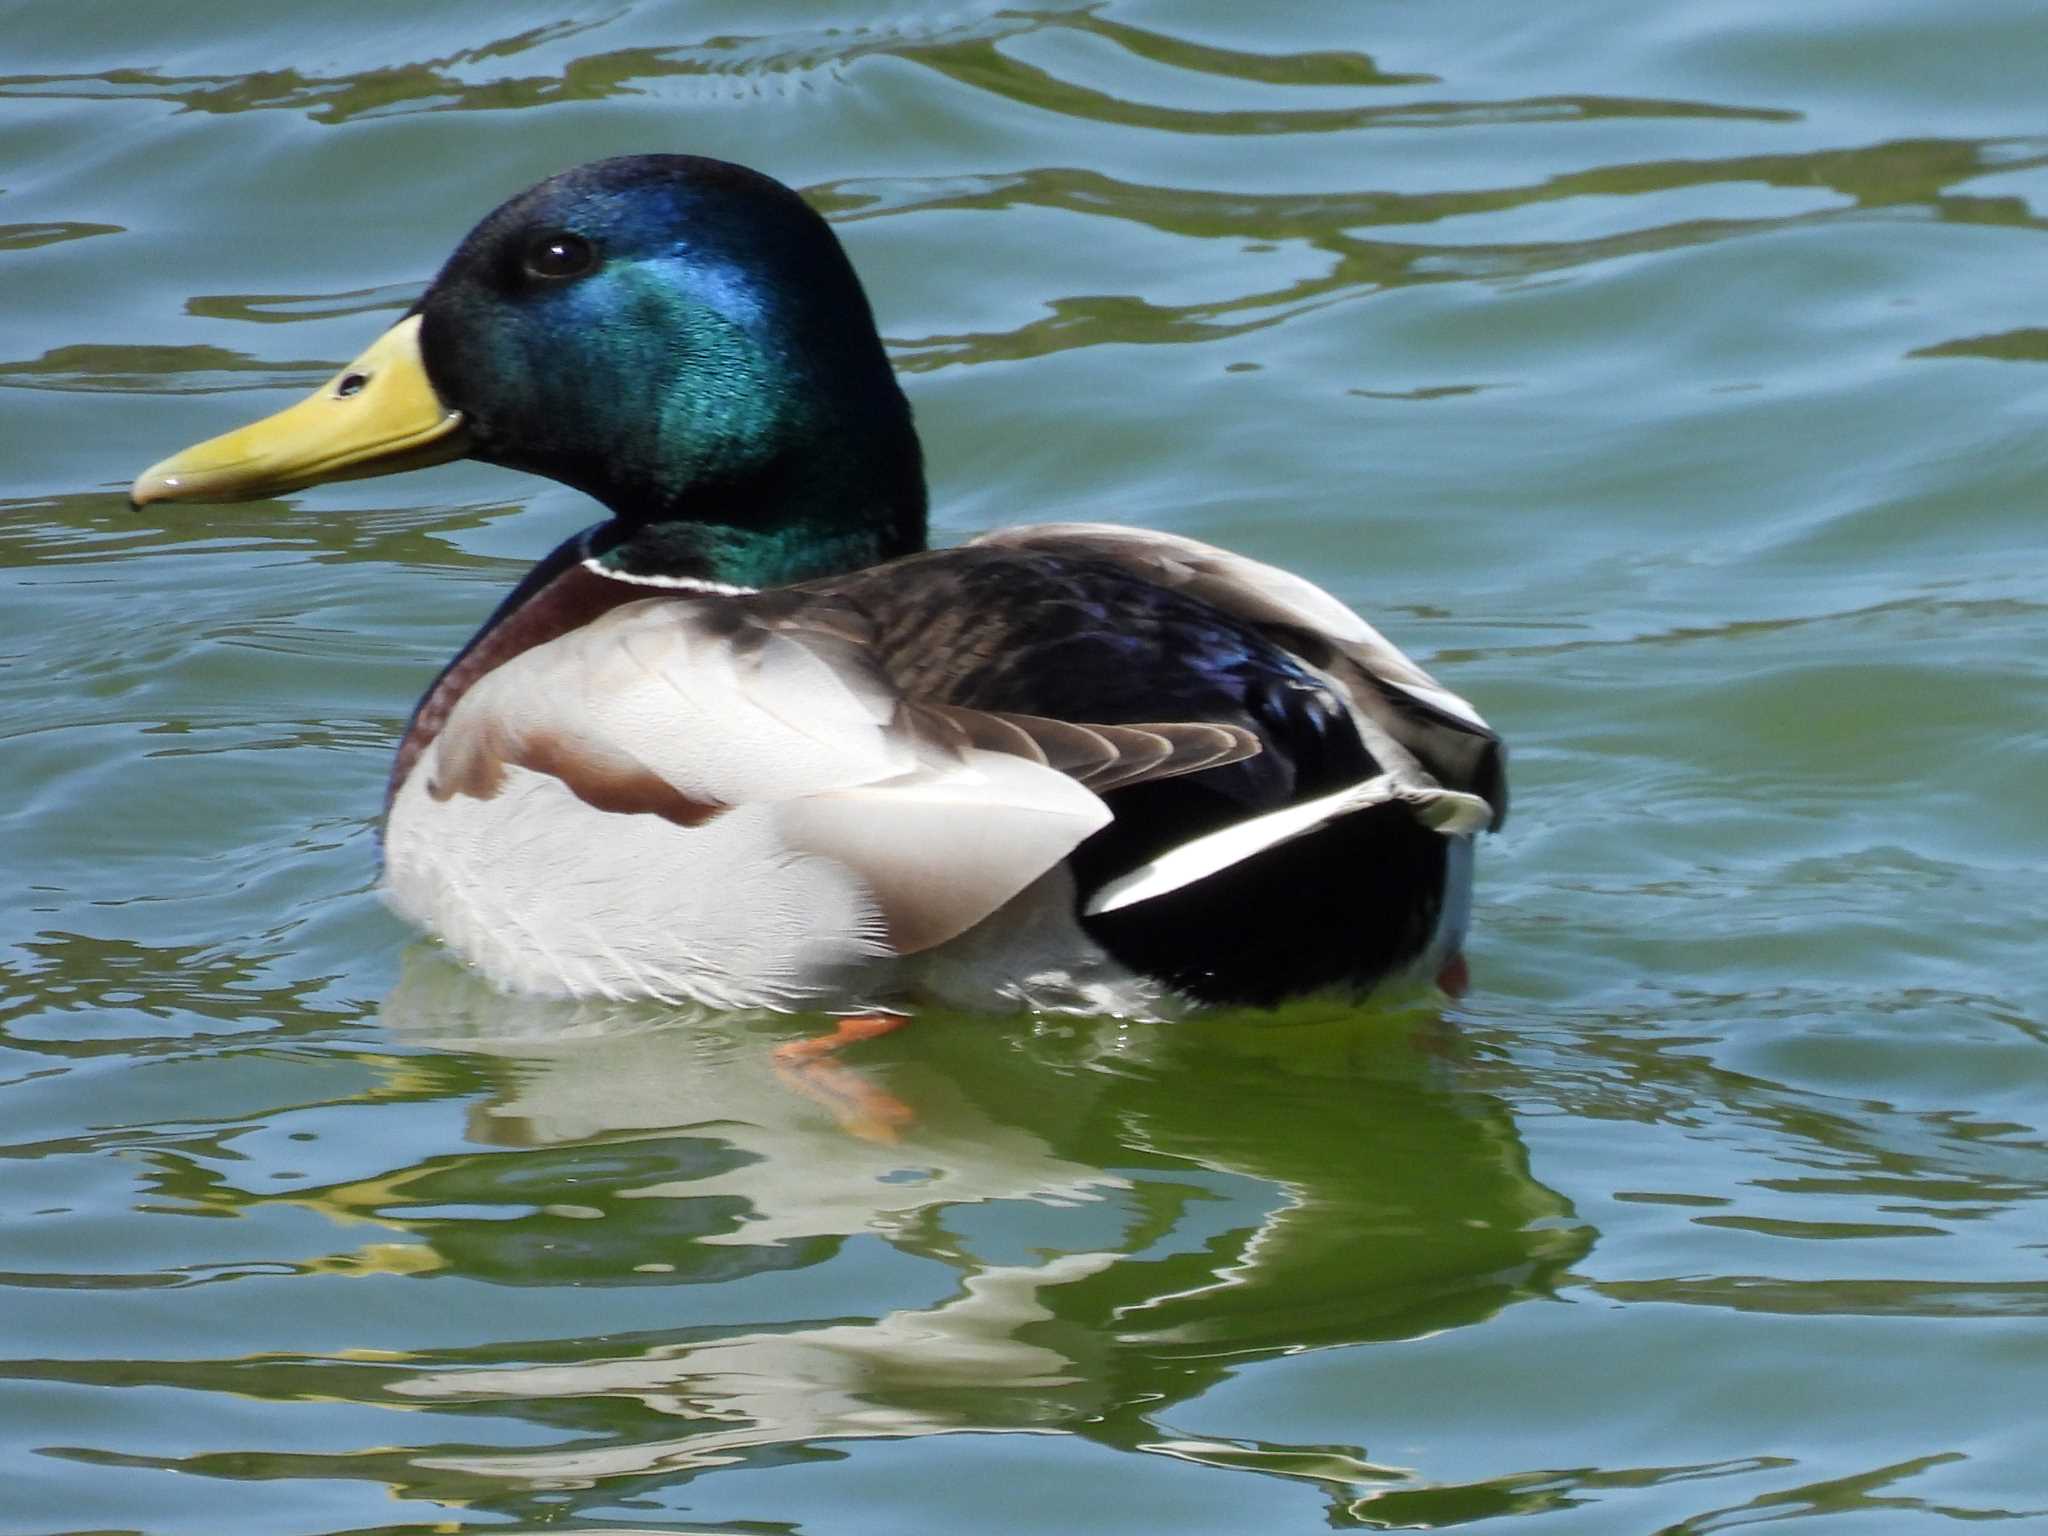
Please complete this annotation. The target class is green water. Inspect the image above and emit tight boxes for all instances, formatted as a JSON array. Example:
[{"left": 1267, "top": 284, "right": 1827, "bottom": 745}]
[{"left": 4, "top": 2, "right": 2046, "bottom": 1531}]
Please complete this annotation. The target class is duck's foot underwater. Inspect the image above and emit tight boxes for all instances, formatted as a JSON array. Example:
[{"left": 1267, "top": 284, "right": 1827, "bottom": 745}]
[{"left": 771, "top": 1012, "right": 915, "bottom": 1143}]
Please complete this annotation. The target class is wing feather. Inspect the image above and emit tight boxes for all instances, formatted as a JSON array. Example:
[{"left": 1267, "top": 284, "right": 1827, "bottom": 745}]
[
  {"left": 970, "top": 522, "right": 1508, "bottom": 828},
  {"left": 777, "top": 751, "right": 1109, "bottom": 954},
  {"left": 911, "top": 707, "right": 1260, "bottom": 795}
]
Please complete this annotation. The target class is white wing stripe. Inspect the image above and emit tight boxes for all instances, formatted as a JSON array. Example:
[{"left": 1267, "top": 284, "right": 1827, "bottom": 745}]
[{"left": 1084, "top": 774, "right": 1491, "bottom": 916}]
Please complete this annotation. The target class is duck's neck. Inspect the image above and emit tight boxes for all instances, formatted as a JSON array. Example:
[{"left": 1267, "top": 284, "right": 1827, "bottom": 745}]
[
  {"left": 551, "top": 386, "right": 930, "bottom": 587},
  {"left": 589, "top": 495, "right": 922, "bottom": 590}
]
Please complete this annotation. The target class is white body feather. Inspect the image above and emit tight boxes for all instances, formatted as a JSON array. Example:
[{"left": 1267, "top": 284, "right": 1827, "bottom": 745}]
[
  {"left": 385, "top": 764, "right": 887, "bottom": 1009},
  {"left": 383, "top": 595, "right": 1125, "bottom": 1010}
]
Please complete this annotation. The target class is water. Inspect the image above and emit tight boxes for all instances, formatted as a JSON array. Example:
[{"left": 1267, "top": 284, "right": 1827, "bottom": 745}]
[{"left": 4, "top": 2, "right": 2046, "bottom": 1531}]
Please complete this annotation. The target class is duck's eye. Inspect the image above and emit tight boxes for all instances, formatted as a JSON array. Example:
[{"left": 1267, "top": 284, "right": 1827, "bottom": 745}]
[{"left": 523, "top": 231, "right": 598, "bottom": 282}]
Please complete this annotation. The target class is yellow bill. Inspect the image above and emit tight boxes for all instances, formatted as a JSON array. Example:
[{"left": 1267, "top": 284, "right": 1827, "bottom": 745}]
[{"left": 131, "top": 314, "right": 469, "bottom": 506}]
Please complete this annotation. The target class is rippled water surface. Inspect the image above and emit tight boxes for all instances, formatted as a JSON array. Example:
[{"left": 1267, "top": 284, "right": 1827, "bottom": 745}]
[{"left": 5, "top": 2, "right": 2047, "bottom": 1531}]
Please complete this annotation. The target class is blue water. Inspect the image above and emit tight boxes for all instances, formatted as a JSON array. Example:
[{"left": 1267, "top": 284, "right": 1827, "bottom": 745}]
[{"left": 3, "top": 2, "right": 2045, "bottom": 1531}]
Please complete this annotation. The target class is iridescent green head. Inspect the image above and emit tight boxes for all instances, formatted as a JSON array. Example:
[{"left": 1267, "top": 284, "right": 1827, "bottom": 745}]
[{"left": 134, "top": 155, "right": 927, "bottom": 587}]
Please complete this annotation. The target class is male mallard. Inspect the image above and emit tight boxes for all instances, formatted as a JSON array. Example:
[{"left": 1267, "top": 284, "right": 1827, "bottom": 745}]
[{"left": 132, "top": 155, "right": 1506, "bottom": 1021}]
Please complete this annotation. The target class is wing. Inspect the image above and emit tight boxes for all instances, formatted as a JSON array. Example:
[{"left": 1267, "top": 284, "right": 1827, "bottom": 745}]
[
  {"left": 411, "top": 590, "right": 1258, "bottom": 962},
  {"left": 969, "top": 522, "right": 1508, "bottom": 829}
]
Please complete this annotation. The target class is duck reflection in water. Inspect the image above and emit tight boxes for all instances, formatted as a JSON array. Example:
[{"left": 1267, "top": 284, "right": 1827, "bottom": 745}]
[{"left": 363, "top": 955, "right": 1588, "bottom": 1525}]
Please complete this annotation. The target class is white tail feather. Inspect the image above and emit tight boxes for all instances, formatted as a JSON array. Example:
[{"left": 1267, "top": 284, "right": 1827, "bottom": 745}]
[{"left": 1083, "top": 775, "right": 1492, "bottom": 916}]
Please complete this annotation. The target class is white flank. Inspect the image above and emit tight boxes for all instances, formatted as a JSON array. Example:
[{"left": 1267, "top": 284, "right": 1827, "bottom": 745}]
[
  {"left": 384, "top": 761, "right": 891, "bottom": 1009},
  {"left": 387, "top": 599, "right": 1117, "bottom": 1005}
]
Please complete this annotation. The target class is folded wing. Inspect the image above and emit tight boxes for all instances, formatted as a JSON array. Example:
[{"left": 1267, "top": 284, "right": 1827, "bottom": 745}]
[{"left": 970, "top": 521, "right": 1508, "bottom": 830}]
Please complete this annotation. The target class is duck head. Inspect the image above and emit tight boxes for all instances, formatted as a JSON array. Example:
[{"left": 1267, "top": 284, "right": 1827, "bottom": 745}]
[{"left": 133, "top": 155, "right": 927, "bottom": 586}]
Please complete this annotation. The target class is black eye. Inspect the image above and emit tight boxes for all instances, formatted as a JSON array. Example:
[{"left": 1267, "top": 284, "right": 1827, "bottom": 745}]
[{"left": 522, "top": 230, "right": 598, "bottom": 281}]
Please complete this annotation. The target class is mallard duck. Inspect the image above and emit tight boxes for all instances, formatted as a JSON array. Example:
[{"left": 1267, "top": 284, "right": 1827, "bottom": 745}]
[{"left": 132, "top": 154, "right": 1506, "bottom": 1022}]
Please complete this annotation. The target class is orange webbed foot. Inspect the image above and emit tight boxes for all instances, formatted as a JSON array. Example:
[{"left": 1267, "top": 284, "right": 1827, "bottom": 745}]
[{"left": 771, "top": 1013, "right": 915, "bottom": 1143}]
